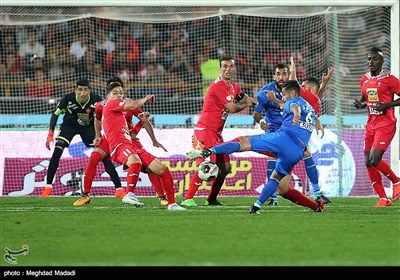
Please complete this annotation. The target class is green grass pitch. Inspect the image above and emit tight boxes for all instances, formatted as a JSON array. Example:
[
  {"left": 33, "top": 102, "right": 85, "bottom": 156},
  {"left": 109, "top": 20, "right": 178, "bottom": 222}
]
[{"left": 1, "top": 196, "right": 399, "bottom": 267}]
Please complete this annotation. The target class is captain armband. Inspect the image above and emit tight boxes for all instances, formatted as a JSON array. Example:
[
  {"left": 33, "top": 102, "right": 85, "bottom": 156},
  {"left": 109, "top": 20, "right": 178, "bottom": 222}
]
[{"left": 235, "top": 92, "right": 246, "bottom": 102}]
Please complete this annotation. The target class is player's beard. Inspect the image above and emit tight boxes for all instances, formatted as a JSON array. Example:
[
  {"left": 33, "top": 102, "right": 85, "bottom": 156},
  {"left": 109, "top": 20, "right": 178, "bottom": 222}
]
[{"left": 276, "top": 80, "right": 284, "bottom": 90}]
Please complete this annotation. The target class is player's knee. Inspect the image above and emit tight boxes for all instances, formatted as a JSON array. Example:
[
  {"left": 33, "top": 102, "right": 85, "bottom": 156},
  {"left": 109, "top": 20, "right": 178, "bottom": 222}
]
[
  {"left": 126, "top": 154, "right": 142, "bottom": 167},
  {"left": 220, "top": 163, "right": 231, "bottom": 176},
  {"left": 94, "top": 148, "right": 108, "bottom": 158},
  {"left": 89, "top": 152, "right": 103, "bottom": 165},
  {"left": 277, "top": 175, "right": 291, "bottom": 194},
  {"left": 364, "top": 156, "right": 372, "bottom": 167},
  {"left": 369, "top": 158, "right": 381, "bottom": 167},
  {"left": 303, "top": 148, "right": 312, "bottom": 158},
  {"left": 55, "top": 138, "right": 69, "bottom": 149},
  {"left": 366, "top": 152, "right": 383, "bottom": 167},
  {"left": 147, "top": 159, "right": 165, "bottom": 175}
]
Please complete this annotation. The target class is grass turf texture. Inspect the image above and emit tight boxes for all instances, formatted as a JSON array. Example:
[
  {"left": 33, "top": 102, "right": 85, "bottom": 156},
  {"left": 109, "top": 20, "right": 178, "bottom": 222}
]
[{"left": 1, "top": 196, "right": 399, "bottom": 266}]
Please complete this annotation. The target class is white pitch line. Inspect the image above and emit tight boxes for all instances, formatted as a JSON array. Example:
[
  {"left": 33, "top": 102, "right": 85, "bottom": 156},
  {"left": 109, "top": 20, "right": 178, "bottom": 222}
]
[{"left": 3, "top": 204, "right": 381, "bottom": 213}]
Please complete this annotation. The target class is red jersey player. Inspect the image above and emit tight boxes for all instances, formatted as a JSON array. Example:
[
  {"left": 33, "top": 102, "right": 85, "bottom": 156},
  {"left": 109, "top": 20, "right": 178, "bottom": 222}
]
[
  {"left": 181, "top": 55, "right": 256, "bottom": 207},
  {"left": 354, "top": 46, "right": 400, "bottom": 206},
  {"left": 102, "top": 83, "right": 186, "bottom": 211},
  {"left": 73, "top": 77, "right": 170, "bottom": 207}
]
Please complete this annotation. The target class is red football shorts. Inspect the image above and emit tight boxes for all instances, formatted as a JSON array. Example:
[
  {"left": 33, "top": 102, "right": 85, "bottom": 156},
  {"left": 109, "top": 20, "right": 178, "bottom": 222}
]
[
  {"left": 131, "top": 138, "right": 144, "bottom": 150},
  {"left": 97, "top": 136, "right": 111, "bottom": 155},
  {"left": 193, "top": 129, "right": 230, "bottom": 164},
  {"left": 111, "top": 143, "right": 140, "bottom": 166},
  {"left": 364, "top": 125, "right": 396, "bottom": 152},
  {"left": 136, "top": 148, "right": 156, "bottom": 171}
]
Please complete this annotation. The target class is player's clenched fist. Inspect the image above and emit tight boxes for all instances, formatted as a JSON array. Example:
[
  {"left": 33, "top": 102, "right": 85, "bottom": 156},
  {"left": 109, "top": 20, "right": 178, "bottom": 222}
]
[
  {"left": 93, "top": 136, "right": 101, "bottom": 146},
  {"left": 145, "top": 95, "right": 155, "bottom": 103}
]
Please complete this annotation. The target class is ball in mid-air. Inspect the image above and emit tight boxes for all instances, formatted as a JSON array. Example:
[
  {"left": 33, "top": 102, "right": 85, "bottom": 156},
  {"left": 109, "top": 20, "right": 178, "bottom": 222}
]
[{"left": 198, "top": 161, "right": 219, "bottom": 182}]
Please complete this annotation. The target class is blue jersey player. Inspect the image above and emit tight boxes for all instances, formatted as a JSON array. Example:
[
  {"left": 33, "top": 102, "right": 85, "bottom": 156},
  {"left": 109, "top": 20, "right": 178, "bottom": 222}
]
[
  {"left": 253, "top": 63, "right": 287, "bottom": 206},
  {"left": 254, "top": 61, "right": 332, "bottom": 206},
  {"left": 186, "top": 80, "right": 325, "bottom": 214}
]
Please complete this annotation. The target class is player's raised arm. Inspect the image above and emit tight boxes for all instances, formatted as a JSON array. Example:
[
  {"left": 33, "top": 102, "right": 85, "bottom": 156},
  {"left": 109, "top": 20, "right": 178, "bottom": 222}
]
[
  {"left": 124, "top": 95, "right": 155, "bottom": 111},
  {"left": 288, "top": 57, "right": 297, "bottom": 81},
  {"left": 318, "top": 66, "right": 334, "bottom": 99}
]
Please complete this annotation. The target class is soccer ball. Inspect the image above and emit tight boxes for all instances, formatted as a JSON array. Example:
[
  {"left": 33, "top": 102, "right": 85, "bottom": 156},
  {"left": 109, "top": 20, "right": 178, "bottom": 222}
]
[{"left": 198, "top": 161, "right": 219, "bottom": 182}]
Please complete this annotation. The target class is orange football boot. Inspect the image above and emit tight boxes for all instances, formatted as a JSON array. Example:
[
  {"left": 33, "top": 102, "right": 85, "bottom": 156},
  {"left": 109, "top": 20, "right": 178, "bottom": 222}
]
[
  {"left": 115, "top": 188, "right": 126, "bottom": 198},
  {"left": 374, "top": 198, "right": 391, "bottom": 207},
  {"left": 73, "top": 194, "right": 91, "bottom": 206},
  {"left": 392, "top": 181, "right": 400, "bottom": 202},
  {"left": 40, "top": 187, "right": 52, "bottom": 198}
]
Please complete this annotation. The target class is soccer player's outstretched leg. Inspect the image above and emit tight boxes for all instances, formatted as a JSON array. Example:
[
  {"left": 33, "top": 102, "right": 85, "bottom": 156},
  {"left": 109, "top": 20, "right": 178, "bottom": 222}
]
[{"left": 188, "top": 81, "right": 325, "bottom": 214}]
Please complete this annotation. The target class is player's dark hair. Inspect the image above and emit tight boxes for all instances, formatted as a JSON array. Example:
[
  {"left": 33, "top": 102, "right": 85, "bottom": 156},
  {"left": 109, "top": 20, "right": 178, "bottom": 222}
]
[
  {"left": 275, "top": 63, "right": 287, "bottom": 70},
  {"left": 274, "top": 63, "right": 288, "bottom": 74},
  {"left": 76, "top": 78, "right": 91, "bottom": 88},
  {"left": 369, "top": 46, "right": 384, "bottom": 58},
  {"left": 106, "top": 76, "right": 124, "bottom": 87},
  {"left": 369, "top": 46, "right": 383, "bottom": 54},
  {"left": 106, "top": 82, "right": 122, "bottom": 93},
  {"left": 219, "top": 55, "right": 235, "bottom": 67},
  {"left": 282, "top": 80, "right": 301, "bottom": 96},
  {"left": 303, "top": 77, "right": 320, "bottom": 91}
]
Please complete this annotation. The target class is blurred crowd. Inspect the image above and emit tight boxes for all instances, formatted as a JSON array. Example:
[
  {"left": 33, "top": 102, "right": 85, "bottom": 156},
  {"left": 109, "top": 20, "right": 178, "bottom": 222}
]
[{"left": 0, "top": 7, "right": 391, "bottom": 115}]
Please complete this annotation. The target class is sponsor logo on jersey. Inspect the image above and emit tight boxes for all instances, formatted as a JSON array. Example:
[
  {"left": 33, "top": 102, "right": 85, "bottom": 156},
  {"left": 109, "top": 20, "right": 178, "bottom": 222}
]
[{"left": 366, "top": 88, "right": 379, "bottom": 101}]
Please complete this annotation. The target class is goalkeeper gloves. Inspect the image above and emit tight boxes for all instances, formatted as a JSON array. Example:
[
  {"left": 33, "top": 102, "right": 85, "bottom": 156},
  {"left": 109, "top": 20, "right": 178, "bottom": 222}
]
[{"left": 46, "top": 130, "right": 54, "bottom": 150}]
